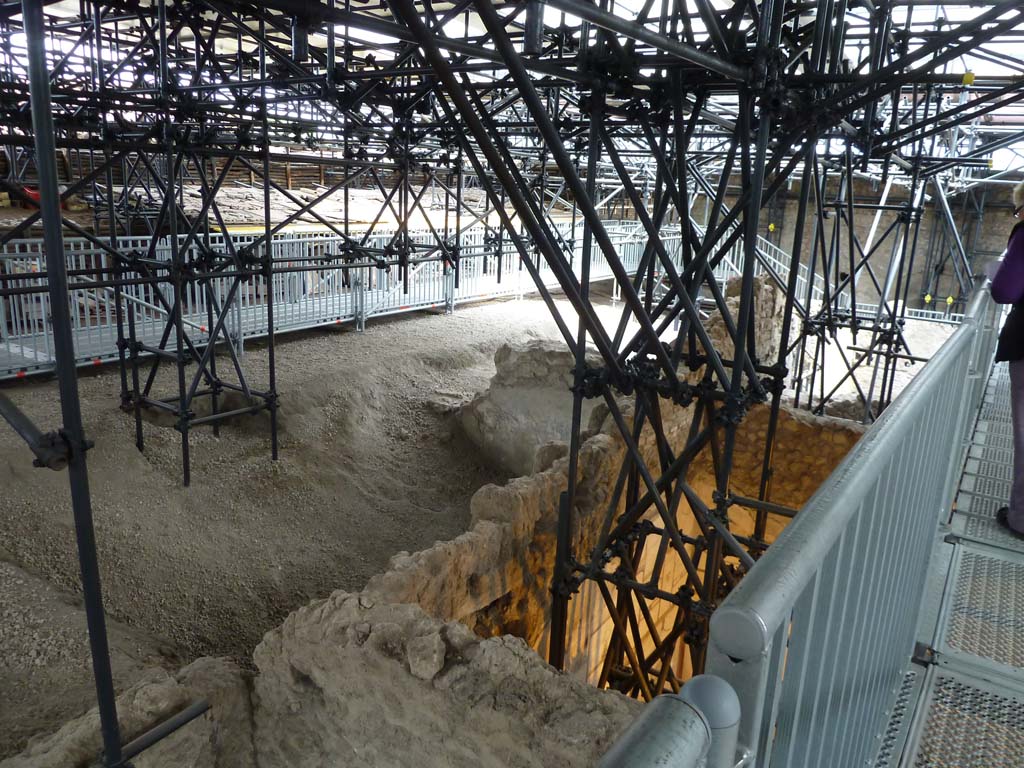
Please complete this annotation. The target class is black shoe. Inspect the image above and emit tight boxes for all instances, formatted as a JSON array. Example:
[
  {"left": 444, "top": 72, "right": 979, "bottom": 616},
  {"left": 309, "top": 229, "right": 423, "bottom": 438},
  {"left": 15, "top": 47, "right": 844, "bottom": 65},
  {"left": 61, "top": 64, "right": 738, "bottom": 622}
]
[{"left": 996, "top": 507, "right": 1024, "bottom": 540}]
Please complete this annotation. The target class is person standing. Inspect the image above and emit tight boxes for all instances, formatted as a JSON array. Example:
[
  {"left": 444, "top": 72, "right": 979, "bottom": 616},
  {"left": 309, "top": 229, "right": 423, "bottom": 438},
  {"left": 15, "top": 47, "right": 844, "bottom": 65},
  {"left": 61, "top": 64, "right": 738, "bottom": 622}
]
[{"left": 991, "top": 180, "right": 1024, "bottom": 537}]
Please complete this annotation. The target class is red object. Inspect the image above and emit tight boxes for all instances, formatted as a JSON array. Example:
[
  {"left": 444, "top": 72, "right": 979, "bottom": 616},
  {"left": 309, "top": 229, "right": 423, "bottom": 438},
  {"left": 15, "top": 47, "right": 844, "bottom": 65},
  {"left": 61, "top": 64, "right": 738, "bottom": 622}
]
[
  {"left": 92, "top": 358, "right": 102, "bottom": 366},
  {"left": 21, "top": 187, "right": 40, "bottom": 204},
  {"left": 15, "top": 370, "right": 26, "bottom": 378},
  {"left": 199, "top": 325, "right": 207, "bottom": 333}
]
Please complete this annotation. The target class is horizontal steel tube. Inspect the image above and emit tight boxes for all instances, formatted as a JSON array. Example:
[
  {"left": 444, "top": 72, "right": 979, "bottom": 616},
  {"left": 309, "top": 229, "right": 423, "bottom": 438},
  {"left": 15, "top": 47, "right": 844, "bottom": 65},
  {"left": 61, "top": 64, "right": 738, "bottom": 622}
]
[
  {"left": 121, "top": 700, "right": 210, "bottom": 762},
  {"left": 597, "top": 694, "right": 710, "bottom": 767}
]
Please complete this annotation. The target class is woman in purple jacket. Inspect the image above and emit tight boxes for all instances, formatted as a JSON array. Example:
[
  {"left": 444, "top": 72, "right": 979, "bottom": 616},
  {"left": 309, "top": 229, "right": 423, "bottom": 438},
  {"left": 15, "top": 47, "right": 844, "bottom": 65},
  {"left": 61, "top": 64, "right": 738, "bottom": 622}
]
[{"left": 990, "top": 180, "right": 1024, "bottom": 537}]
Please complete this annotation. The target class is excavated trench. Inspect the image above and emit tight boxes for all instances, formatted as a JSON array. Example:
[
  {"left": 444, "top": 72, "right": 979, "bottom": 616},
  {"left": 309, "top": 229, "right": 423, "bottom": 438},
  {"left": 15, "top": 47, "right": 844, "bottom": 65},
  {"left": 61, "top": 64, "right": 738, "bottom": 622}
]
[{"left": 2, "top": 286, "right": 870, "bottom": 767}]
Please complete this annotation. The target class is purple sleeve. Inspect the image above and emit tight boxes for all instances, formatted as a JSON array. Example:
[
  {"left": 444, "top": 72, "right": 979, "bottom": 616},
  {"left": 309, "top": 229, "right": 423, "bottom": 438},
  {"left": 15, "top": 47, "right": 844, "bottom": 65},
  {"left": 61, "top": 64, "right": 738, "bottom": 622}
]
[{"left": 991, "top": 227, "right": 1024, "bottom": 304}]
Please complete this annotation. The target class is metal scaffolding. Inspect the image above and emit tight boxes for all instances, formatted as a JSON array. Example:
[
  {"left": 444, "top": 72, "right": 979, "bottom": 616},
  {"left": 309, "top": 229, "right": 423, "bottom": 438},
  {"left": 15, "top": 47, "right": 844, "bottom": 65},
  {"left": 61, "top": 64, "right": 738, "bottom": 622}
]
[{"left": 0, "top": 0, "right": 1022, "bottom": 762}]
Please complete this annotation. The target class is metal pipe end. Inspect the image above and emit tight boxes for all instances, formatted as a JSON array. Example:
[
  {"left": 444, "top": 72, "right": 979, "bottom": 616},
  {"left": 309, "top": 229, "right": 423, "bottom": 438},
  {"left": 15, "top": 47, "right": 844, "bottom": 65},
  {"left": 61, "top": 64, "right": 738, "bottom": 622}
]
[
  {"left": 679, "top": 675, "right": 741, "bottom": 730},
  {"left": 710, "top": 606, "right": 770, "bottom": 661}
]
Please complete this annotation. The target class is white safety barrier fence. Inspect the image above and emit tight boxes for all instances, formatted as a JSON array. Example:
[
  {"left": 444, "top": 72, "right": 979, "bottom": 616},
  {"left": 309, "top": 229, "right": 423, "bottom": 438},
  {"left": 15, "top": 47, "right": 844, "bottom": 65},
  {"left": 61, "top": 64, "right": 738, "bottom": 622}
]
[
  {"left": 0, "top": 221, "right": 678, "bottom": 379},
  {"left": 0, "top": 219, "right": 960, "bottom": 381}
]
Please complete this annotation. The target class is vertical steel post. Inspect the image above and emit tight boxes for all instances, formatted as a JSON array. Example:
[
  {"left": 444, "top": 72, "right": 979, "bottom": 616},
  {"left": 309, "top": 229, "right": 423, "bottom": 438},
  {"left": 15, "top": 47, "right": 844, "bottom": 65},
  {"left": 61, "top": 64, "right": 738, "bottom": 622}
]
[
  {"left": 524, "top": 1, "right": 544, "bottom": 55},
  {"left": 22, "top": 0, "right": 124, "bottom": 763},
  {"left": 550, "top": 86, "right": 603, "bottom": 671},
  {"left": 259, "top": 15, "right": 280, "bottom": 461},
  {"left": 755, "top": 146, "right": 816, "bottom": 541},
  {"left": 156, "top": 0, "right": 191, "bottom": 485},
  {"left": 933, "top": 177, "right": 973, "bottom": 294}
]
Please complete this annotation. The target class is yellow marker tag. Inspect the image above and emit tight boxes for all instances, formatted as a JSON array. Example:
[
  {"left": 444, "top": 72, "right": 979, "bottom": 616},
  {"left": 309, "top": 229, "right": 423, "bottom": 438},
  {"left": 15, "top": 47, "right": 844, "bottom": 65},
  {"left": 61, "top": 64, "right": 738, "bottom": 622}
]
[
  {"left": 768, "top": 223, "right": 776, "bottom": 233},
  {"left": 946, "top": 295, "right": 954, "bottom": 306},
  {"left": 962, "top": 72, "right": 975, "bottom": 86},
  {"left": 924, "top": 293, "right": 932, "bottom": 303},
  {"left": 989, "top": 158, "right": 995, "bottom": 168}
]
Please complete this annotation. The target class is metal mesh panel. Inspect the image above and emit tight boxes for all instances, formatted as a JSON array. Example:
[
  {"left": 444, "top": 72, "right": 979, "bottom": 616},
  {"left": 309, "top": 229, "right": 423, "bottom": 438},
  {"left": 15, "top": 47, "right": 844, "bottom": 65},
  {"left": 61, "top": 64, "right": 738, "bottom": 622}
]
[
  {"left": 968, "top": 443, "right": 1014, "bottom": 466},
  {"left": 946, "top": 551, "right": 1024, "bottom": 669},
  {"left": 874, "top": 669, "right": 920, "bottom": 768},
  {"left": 963, "top": 461, "right": 1014, "bottom": 484},
  {"left": 961, "top": 516, "right": 1024, "bottom": 552},
  {"left": 959, "top": 472, "right": 1011, "bottom": 501},
  {"left": 913, "top": 673, "right": 1024, "bottom": 767},
  {"left": 970, "top": 432, "right": 1013, "bottom": 452}
]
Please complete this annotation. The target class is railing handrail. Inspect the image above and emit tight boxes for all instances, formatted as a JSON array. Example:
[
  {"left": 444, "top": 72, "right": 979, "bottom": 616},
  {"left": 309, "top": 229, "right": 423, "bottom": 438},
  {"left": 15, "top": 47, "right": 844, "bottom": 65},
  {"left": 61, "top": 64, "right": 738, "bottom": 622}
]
[
  {"left": 706, "top": 281, "right": 1000, "bottom": 766},
  {"left": 711, "top": 284, "right": 992, "bottom": 659}
]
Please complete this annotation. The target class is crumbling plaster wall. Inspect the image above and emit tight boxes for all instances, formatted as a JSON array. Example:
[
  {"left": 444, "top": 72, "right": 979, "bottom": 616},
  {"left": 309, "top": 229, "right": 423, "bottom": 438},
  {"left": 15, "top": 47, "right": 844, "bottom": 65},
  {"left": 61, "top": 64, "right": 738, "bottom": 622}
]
[
  {"left": 2, "top": 594, "right": 640, "bottom": 768},
  {"left": 458, "top": 274, "right": 788, "bottom": 479}
]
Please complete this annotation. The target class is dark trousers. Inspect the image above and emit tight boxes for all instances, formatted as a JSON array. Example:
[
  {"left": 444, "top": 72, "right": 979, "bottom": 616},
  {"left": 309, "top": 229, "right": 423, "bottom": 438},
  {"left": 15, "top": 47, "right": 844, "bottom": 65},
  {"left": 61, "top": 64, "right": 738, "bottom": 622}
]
[{"left": 1010, "top": 359, "right": 1024, "bottom": 530}]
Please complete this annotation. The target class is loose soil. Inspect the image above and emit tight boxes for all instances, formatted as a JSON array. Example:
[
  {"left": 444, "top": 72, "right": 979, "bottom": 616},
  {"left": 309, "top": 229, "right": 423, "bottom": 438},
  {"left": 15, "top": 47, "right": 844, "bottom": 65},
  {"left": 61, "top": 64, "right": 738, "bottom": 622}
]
[{"left": 0, "top": 295, "right": 585, "bottom": 757}]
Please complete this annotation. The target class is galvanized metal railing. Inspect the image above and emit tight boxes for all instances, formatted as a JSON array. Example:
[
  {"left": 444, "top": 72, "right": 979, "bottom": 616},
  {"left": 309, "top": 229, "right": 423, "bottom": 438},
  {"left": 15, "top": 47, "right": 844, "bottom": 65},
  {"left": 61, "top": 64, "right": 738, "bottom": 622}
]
[
  {"left": 706, "top": 219, "right": 964, "bottom": 325},
  {"left": 0, "top": 221, "right": 680, "bottom": 380},
  {"left": 706, "top": 283, "right": 1001, "bottom": 767},
  {"left": 598, "top": 675, "right": 741, "bottom": 768},
  {"left": 4, "top": 215, "right": 962, "bottom": 382}
]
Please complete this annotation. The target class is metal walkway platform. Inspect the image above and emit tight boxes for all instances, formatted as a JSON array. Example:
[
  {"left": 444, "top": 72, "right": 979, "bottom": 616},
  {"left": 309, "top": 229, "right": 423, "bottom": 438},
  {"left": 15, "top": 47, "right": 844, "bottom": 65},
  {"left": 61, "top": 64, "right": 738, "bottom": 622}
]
[{"left": 875, "top": 362, "right": 1024, "bottom": 767}]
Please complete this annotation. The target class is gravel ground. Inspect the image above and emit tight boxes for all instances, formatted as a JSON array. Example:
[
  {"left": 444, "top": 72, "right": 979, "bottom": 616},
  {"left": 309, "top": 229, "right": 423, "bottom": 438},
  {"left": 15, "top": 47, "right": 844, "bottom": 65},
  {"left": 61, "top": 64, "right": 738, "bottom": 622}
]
[
  {"left": 0, "top": 556, "right": 179, "bottom": 757},
  {"left": 0, "top": 295, "right": 595, "bottom": 757}
]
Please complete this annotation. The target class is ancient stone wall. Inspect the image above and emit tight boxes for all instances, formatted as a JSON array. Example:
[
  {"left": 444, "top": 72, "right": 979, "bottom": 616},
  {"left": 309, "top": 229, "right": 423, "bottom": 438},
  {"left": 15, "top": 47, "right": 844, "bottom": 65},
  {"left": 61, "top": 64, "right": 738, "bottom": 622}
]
[
  {"left": 374, "top": 276, "right": 862, "bottom": 680},
  {"left": 251, "top": 595, "right": 638, "bottom": 767},
  {"left": 457, "top": 340, "right": 601, "bottom": 476},
  {"left": 367, "top": 393, "right": 863, "bottom": 682}
]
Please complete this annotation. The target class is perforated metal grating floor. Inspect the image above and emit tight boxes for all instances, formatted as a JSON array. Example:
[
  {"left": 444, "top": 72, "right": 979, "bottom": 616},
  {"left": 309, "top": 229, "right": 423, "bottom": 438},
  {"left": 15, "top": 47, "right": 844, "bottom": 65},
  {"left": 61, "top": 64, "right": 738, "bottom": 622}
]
[
  {"left": 954, "top": 515, "right": 1024, "bottom": 550},
  {"left": 876, "top": 362, "right": 1024, "bottom": 767},
  {"left": 956, "top": 490, "right": 1004, "bottom": 518},
  {"left": 943, "top": 549, "right": 1024, "bottom": 671},
  {"left": 962, "top": 460, "right": 1013, "bottom": 484},
  {"left": 954, "top": 369, "right": 1018, "bottom": 525},
  {"left": 910, "top": 672, "right": 1024, "bottom": 767},
  {"left": 967, "top": 443, "right": 1014, "bottom": 466},
  {"left": 971, "top": 434, "right": 1012, "bottom": 452},
  {"left": 874, "top": 670, "right": 922, "bottom": 768},
  {"left": 958, "top": 472, "right": 1012, "bottom": 502}
]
